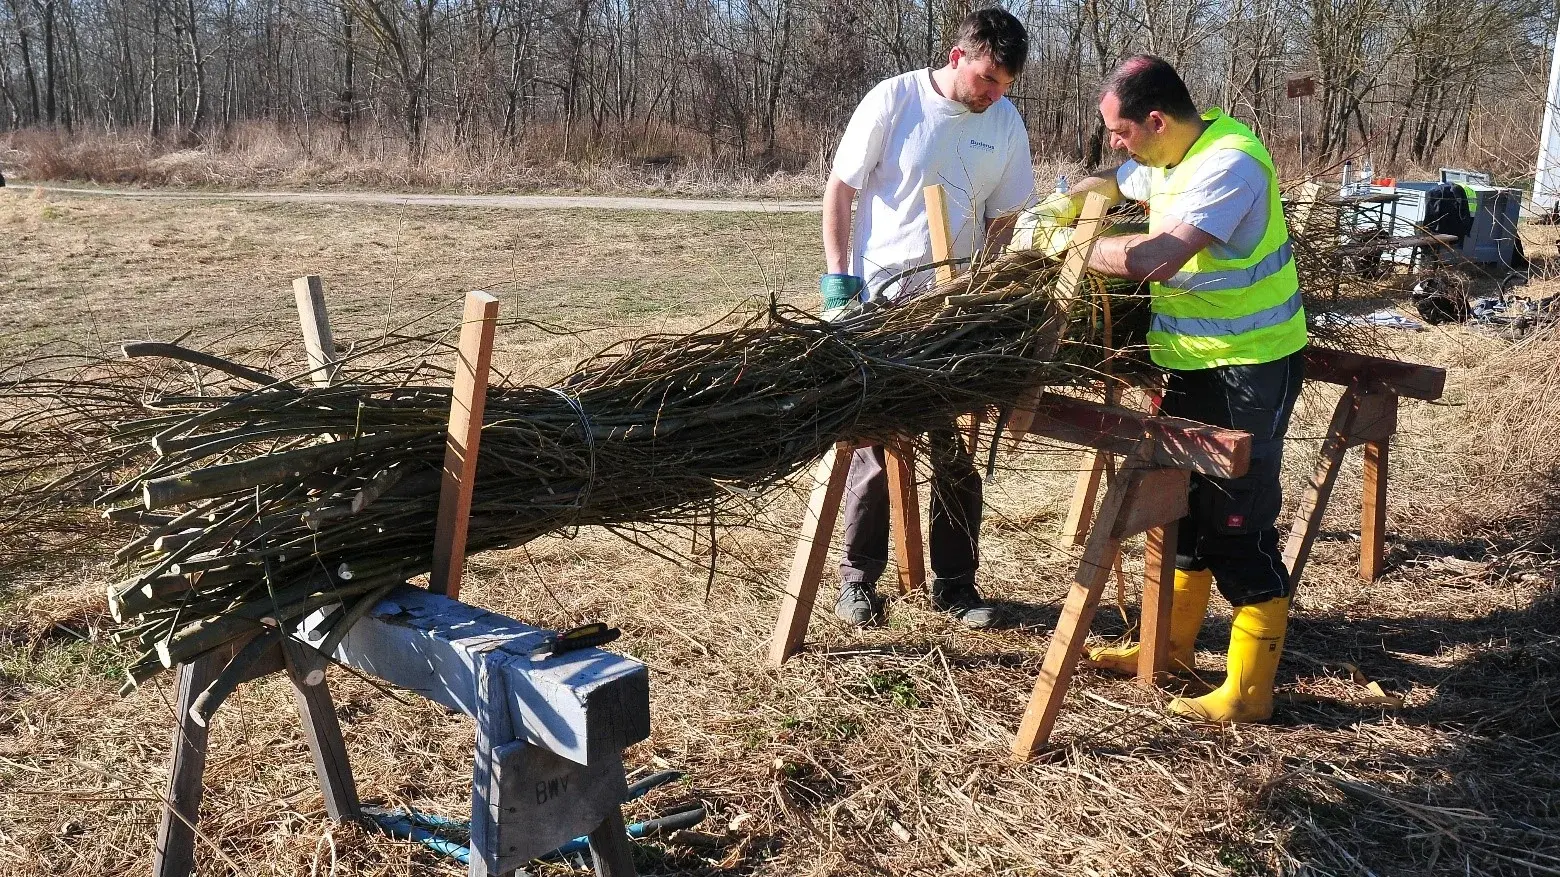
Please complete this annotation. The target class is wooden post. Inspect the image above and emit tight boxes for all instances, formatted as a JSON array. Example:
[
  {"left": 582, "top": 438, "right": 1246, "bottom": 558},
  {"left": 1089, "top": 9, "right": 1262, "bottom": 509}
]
[
  {"left": 1289, "top": 181, "right": 1323, "bottom": 237},
  {"left": 959, "top": 410, "right": 985, "bottom": 461},
  {"left": 1136, "top": 520, "right": 1178, "bottom": 682},
  {"left": 1360, "top": 439, "right": 1389, "bottom": 582},
  {"left": 293, "top": 275, "right": 338, "bottom": 387},
  {"left": 430, "top": 291, "right": 501, "bottom": 599},
  {"left": 884, "top": 440, "right": 925, "bottom": 596},
  {"left": 1056, "top": 192, "right": 1111, "bottom": 301},
  {"left": 768, "top": 442, "right": 855, "bottom": 666},
  {"left": 924, "top": 185, "right": 956, "bottom": 284}
]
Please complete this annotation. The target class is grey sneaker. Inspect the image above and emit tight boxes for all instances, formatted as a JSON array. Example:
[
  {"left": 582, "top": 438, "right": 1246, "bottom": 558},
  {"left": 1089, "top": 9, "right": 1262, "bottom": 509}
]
[
  {"left": 834, "top": 582, "right": 884, "bottom": 627},
  {"left": 930, "top": 579, "right": 1000, "bottom": 629}
]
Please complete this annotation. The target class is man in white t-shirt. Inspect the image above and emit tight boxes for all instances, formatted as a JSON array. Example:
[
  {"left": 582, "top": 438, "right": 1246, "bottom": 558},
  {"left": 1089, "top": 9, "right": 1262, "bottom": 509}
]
[{"left": 820, "top": 8, "right": 1036, "bottom": 628}]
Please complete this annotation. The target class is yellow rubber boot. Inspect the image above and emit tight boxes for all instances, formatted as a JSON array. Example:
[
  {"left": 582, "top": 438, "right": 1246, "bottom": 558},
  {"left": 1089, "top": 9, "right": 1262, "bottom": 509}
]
[
  {"left": 1086, "top": 569, "right": 1213, "bottom": 675},
  {"left": 1168, "top": 596, "right": 1290, "bottom": 723}
]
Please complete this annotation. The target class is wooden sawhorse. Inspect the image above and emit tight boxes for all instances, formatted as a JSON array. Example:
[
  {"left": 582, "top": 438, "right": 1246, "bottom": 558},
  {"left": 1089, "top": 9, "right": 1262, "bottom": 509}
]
[
  {"left": 1284, "top": 347, "right": 1446, "bottom": 586},
  {"left": 764, "top": 393, "right": 1253, "bottom": 762},
  {"left": 143, "top": 280, "right": 651, "bottom": 877},
  {"left": 1056, "top": 346, "right": 1446, "bottom": 588}
]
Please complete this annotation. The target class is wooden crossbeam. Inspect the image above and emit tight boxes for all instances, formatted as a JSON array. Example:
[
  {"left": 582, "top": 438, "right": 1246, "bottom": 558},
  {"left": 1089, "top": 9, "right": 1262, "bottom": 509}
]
[
  {"left": 1024, "top": 393, "right": 1251, "bottom": 479},
  {"left": 1302, "top": 346, "right": 1445, "bottom": 401}
]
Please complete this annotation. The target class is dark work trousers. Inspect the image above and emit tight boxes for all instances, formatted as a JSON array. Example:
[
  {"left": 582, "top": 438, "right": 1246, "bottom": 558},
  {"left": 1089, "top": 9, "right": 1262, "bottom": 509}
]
[
  {"left": 839, "top": 429, "right": 982, "bottom": 589},
  {"left": 1159, "top": 350, "right": 1305, "bottom": 607}
]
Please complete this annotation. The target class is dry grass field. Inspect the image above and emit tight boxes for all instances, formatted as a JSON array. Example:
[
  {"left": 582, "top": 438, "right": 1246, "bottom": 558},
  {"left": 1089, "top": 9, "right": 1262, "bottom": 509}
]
[{"left": 1, "top": 187, "right": 1557, "bottom": 877}]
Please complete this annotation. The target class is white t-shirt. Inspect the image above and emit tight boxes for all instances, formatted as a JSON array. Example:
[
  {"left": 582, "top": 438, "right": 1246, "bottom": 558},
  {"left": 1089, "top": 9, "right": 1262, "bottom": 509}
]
[
  {"left": 1117, "top": 151, "right": 1272, "bottom": 260},
  {"left": 832, "top": 69, "right": 1036, "bottom": 298}
]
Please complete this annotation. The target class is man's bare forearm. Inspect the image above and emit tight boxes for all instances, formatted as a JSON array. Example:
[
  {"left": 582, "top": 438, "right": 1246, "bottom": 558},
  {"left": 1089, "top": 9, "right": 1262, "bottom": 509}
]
[
  {"left": 822, "top": 177, "right": 857, "bottom": 274},
  {"left": 1088, "top": 222, "right": 1219, "bottom": 281},
  {"left": 1088, "top": 234, "right": 1144, "bottom": 277}
]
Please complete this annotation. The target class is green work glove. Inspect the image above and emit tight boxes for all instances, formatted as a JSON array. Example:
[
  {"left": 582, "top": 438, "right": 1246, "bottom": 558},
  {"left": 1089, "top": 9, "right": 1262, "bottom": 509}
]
[{"left": 819, "top": 273, "right": 865, "bottom": 320}]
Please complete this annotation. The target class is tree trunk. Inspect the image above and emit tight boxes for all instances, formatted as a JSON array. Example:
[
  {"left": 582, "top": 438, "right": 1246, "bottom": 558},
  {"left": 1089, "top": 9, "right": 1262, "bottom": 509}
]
[
  {"left": 7, "top": 0, "right": 42, "bottom": 124},
  {"left": 148, "top": 0, "right": 161, "bottom": 138},
  {"left": 38, "top": 0, "right": 55, "bottom": 124}
]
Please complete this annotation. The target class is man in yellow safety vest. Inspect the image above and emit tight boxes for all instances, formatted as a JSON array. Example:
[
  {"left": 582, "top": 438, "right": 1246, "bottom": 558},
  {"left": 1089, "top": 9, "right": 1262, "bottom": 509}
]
[{"left": 1019, "top": 54, "right": 1307, "bottom": 723}]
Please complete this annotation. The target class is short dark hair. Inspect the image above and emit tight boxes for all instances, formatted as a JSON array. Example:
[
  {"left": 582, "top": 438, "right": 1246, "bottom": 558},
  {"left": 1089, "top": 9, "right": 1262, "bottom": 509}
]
[
  {"left": 1101, "top": 54, "right": 1198, "bottom": 122},
  {"left": 954, "top": 8, "right": 1029, "bottom": 76}
]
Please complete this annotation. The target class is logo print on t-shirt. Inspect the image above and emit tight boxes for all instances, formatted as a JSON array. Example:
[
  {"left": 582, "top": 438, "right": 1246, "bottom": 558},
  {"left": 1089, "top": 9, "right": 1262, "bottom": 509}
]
[{"left": 968, "top": 139, "right": 995, "bottom": 152}]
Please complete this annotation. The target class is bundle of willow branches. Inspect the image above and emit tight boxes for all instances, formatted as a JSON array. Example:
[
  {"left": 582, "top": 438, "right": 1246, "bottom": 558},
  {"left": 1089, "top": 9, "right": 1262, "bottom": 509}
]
[{"left": 15, "top": 251, "right": 1127, "bottom": 690}]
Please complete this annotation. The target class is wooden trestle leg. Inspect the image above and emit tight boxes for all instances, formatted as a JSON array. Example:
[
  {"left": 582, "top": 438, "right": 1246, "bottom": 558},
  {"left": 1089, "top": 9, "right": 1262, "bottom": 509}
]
[
  {"left": 282, "top": 638, "right": 360, "bottom": 821},
  {"left": 152, "top": 650, "right": 225, "bottom": 877},
  {"left": 1059, "top": 451, "right": 1107, "bottom": 547},
  {"left": 1136, "top": 521, "right": 1178, "bottom": 683},
  {"left": 1012, "top": 440, "right": 1191, "bottom": 760},
  {"left": 769, "top": 439, "right": 930, "bottom": 664},
  {"left": 884, "top": 440, "right": 925, "bottom": 595},
  {"left": 1281, "top": 382, "right": 1398, "bottom": 589},
  {"left": 769, "top": 442, "right": 855, "bottom": 666},
  {"left": 1360, "top": 439, "right": 1389, "bottom": 582}
]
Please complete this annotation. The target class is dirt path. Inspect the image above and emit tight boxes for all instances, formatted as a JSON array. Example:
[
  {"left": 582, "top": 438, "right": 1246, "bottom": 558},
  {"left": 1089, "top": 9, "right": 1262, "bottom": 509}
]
[{"left": 18, "top": 183, "right": 824, "bottom": 213}]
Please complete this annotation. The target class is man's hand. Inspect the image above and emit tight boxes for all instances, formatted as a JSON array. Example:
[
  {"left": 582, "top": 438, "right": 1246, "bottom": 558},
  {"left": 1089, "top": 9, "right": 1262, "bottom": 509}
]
[
  {"left": 1010, "top": 192, "right": 1081, "bottom": 252},
  {"left": 820, "top": 273, "right": 865, "bottom": 320},
  {"left": 1038, "top": 226, "right": 1075, "bottom": 259}
]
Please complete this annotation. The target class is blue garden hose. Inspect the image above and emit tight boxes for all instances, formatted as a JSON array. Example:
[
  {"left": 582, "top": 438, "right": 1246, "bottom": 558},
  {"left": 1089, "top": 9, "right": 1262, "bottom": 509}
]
[{"left": 365, "top": 770, "right": 700, "bottom": 865}]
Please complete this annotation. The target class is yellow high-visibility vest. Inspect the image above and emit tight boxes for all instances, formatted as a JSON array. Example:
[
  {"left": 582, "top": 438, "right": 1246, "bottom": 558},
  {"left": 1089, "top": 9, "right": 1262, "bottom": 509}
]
[{"left": 1145, "top": 110, "right": 1308, "bottom": 370}]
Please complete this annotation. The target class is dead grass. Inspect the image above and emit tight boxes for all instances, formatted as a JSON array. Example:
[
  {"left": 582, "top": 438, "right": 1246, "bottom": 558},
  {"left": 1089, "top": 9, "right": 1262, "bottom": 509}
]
[
  {"left": 0, "top": 123, "right": 835, "bottom": 199},
  {"left": 0, "top": 124, "right": 1094, "bottom": 204},
  {"left": 1, "top": 189, "right": 1559, "bottom": 876}
]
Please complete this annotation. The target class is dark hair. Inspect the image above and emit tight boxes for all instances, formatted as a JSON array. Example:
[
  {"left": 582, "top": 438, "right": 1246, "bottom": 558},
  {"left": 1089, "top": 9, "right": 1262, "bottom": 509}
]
[
  {"left": 954, "top": 8, "right": 1029, "bottom": 76},
  {"left": 1101, "top": 54, "right": 1198, "bottom": 122}
]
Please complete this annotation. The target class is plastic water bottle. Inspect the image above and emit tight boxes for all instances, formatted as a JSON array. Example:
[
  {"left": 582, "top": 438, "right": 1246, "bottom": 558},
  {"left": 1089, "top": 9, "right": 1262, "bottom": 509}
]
[
  {"left": 1055, "top": 174, "right": 1068, "bottom": 194},
  {"left": 1363, "top": 159, "right": 1374, "bottom": 191}
]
